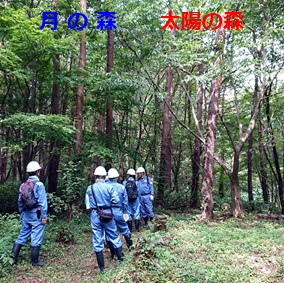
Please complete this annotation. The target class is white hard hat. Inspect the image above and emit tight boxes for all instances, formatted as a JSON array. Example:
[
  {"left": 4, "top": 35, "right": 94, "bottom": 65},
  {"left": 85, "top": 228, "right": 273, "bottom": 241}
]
[
  {"left": 26, "top": 161, "right": 41, "bottom": 172},
  {"left": 136, "top": 167, "right": 145, "bottom": 174},
  {"left": 127, "top": 169, "right": 136, "bottom": 175},
  {"left": 94, "top": 166, "right": 107, "bottom": 176},
  {"left": 108, "top": 168, "right": 119, "bottom": 179}
]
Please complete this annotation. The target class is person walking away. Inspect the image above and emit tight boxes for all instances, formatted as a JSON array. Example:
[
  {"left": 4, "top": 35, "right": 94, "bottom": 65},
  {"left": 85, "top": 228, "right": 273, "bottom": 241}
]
[
  {"left": 85, "top": 166, "right": 124, "bottom": 272},
  {"left": 107, "top": 168, "right": 132, "bottom": 252},
  {"left": 123, "top": 169, "right": 141, "bottom": 232},
  {"left": 12, "top": 161, "right": 48, "bottom": 266},
  {"left": 136, "top": 167, "right": 154, "bottom": 227}
]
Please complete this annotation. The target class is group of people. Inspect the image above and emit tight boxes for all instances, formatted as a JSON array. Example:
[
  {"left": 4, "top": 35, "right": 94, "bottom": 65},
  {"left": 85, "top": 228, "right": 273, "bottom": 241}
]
[
  {"left": 12, "top": 161, "right": 155, "bottom": 272},
  {"left": 85, "top": 165, "right": 155, "bottom": 271}
]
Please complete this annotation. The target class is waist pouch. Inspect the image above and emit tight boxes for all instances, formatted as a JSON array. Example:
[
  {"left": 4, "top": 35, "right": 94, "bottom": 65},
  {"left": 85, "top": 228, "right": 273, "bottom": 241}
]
[{"left": 97, "top": 209, "right": 114, "bottom": 223}]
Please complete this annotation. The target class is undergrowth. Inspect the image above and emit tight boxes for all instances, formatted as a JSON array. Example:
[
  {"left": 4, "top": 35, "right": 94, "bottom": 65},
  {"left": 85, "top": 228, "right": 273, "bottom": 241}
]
[{"left": 1, "top": 213, "right": 284, "bottom": 283}]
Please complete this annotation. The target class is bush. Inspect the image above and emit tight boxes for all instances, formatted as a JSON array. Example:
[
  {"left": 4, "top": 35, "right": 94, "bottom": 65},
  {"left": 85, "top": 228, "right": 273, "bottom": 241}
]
[
  {"left": 0, "top": 213, "right": 21, "bottom": 277},
  {"left": 56, "top": 160, "right": 88, "bottom": 220},
  {"left": 0, "top": 181, "right": 21, "bottom": 214},
  {"left": 242, "top": 200, "right": 281, "bottom": 214}
]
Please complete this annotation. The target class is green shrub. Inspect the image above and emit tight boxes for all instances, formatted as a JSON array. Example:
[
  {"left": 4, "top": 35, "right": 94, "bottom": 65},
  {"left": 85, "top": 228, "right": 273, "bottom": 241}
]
[
  {"left": 0, "top": 213, "right": 21, "bottom": 277},
  {"left": 0, "top": 181, "right": 21, "bottom": 214},
  {"left": 56, "top": 160, "right": 87, "bottom": 220}
]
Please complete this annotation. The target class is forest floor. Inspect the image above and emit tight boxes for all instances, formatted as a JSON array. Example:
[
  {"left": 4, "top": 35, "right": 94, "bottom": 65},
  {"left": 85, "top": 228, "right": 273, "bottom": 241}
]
[{"left": 2, "top": 212, "right": 284, "bottom": 283}]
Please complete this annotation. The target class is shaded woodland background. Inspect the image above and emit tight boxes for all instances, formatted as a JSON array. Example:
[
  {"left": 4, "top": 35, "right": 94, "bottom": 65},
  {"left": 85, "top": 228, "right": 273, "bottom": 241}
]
[{"left": 1, "top": 0, "right": 284, "bottom": 220}]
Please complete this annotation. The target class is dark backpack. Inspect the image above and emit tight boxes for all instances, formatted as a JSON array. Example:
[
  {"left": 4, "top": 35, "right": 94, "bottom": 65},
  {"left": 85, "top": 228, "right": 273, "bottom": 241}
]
[
  {"left": 20, "top": 181, "right": 38, "bottom": 210},
  {"left": 126, "top": 180, "right": 138, "bottom": 201}
]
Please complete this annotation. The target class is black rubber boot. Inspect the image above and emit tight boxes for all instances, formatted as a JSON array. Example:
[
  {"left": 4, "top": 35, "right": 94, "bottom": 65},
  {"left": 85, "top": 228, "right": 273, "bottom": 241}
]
[
  {"left": 12, "top": 243, "right": 22, "bottom": 264},
  {"left": 106, "top": 240, "right": 116, "bottom": 259},
  {"left": 124, "top": 235, "right": 133, "bottom": 248},
  {"left": 95, "top": 251, "right": 105, "bottom": 272},
  {"left": 115, "top": 246, "right": 124, "bottom": 261},
  {"left": 31, "top": 246, "right": 44, "bottom": 266},
  {"left": 127, "top": 220, "right": 132, "bottom": 232},
  {"left": 143, "top": 216, "right": 149, "bottom": 227},
  {"left": 135, "top": 219, "right": 140, "bottom": 232}
]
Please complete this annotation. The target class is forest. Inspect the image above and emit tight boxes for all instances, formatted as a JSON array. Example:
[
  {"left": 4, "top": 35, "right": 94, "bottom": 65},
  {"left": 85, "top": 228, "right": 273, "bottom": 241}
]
[{"left": 1, "top": 0, "right": 284, "bottom": 282}]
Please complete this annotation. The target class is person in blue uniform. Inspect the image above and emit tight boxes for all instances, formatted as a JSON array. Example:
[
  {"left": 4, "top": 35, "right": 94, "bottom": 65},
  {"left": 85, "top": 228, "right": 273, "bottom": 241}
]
[
  {"left": 85, "top": 166, "right": 124, "bottom": 272},
  {"left": 136, "top": 167, "right": 154, "bottom": 227},
  {"left": 12, "top": 161, "right": 48, "bottom": 266},
  {"left": 123, "top": 169, "right": 141, "bottom": 232},
  {"left": 107, "top": 168, "right": 132, "bottom": 253}
]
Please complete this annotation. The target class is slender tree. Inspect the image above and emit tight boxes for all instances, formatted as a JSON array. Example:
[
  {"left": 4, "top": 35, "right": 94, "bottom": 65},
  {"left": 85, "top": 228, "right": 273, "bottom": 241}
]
[
  {"left": 106, "top": 29, "right": 114, "bottom": 152},
  {"left": 158, "top": 27, "right": 174, "bottom": 205},
  {"left": 201, "top": 24, "right": 225, "bottom": 220},
  {"left": 190, "top": 63, "right": 204, "bottom": 208},
  {"left": 48, "top": 54, "right": 60, "bottom": 193},
  {"left": 75, "top": 0, "right": 87, "bottom": 153}
]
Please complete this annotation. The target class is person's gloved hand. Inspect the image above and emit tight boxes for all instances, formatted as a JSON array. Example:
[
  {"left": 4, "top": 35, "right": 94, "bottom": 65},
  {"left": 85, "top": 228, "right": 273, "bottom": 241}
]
[
  {"left": 150, "top": 195, "right": 154, "bottom": 201},
  {"left": 123, "top": 214, "right": 129, "bottom": 222}
]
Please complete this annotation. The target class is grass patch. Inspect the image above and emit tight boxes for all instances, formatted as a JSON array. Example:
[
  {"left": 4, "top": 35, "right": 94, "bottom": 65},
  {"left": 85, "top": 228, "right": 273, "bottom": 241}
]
[{"left": 1, "top": 214, "right": 284, "bottom": 282}]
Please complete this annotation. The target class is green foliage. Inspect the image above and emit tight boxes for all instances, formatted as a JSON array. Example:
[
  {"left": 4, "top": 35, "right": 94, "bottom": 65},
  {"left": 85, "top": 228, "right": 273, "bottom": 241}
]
[
  {"left": 0, "top": 180, "right": 21, "bottom": 214},
  {"left": 53, "top": 226, "right": 75, "bottom": 245},
  {"left": 57, "top": 160, "right": 87, "bottom": 220},
  {"left": 1, "top": 0, "right": 284, "bottom": 219},
  {"left": 46, "top": 192, "right": 68, "bottom": 215},
  {"left": 2, "top": 214, "right": 284, "bottom": 282},
  {"left": 0, "top": 213, "right": 21, "bottom": 277},
  {"left": 0, "top": 114, "right": 76, "bottom": 149}
]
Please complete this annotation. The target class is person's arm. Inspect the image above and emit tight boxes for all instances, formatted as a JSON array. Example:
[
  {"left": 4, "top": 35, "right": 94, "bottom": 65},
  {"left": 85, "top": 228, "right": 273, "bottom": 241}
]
[
  {"left": 122, "top": 187, "right": 129, "bottom": 213},
  {"left": 85, "top": 191, "right": 90, "bottom": 210},
  {"left": 18, "top": 184, "right": 24, "bottom": 218},
  {"left": 149, "top": 177, "right": 154, "bottom": 196},
  {"left": 36, "top": 182, "right": 48, "bottom": 223}
]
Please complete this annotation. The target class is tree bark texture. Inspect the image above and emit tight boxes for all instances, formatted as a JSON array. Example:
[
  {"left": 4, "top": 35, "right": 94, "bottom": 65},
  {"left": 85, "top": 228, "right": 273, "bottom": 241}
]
[
  {"left": 75, "top": 0, "right": 87, "bottom": 153},
  {"left": 258, "top": 121, "right": 268, "bottom": 203},
  {"left": 247, "top": 78, "right": 258, "bottom": 203},
  {"left": 265, "top": 90, "right": 284, "bottom": 213},
  {"left": 158, "top": 66, "right": 173, "bottom": 204},
  {"left": 190, "top": 63, "right": 204, "bottom": 208},
  {"left": 201, "top": 26, "right": 225, "bottom": 220},
  {"left": 48, "top": 54, "right": 61, "bottom": 193},
  {"left": 106, "top": 29, "right": 114, "bottom": 152}
]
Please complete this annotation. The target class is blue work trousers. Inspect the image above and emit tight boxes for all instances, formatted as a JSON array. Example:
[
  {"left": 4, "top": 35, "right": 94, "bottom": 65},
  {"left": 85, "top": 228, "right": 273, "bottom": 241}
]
[
  {"left": 140, "top": 195, "right": 154, "bottom": 218},
  {"left": 91, "top": 210, "right": 122, "bottom": 252},
  {"left": 128, "top": 199, "right": 141, "bottom": 220},
  {"left": 16, "top": 211, "right": 45, "bottom": 247}
]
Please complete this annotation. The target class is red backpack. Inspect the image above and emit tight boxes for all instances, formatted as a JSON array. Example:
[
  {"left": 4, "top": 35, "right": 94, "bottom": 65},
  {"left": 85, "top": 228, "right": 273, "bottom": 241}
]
[{"left": 20, "top": 181, "right": 39, "bottom": 210}]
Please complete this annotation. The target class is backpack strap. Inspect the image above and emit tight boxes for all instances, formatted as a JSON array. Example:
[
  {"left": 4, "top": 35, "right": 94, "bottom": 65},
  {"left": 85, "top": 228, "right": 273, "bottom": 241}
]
[{"left": 91, "top": 185, "right": 97, "bottom": 210}]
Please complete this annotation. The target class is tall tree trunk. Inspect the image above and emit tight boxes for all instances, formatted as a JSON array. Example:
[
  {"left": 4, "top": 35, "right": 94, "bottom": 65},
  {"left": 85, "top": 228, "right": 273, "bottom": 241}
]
[
  {"left": 0, "top": 147, "right": 7, "bottom": 184},
  {"left": 265, "top": 89, "right": 284, "bottom": 213},
  {"left": 106, "top": 29, "right": 114, "bottom": 155},
  {"left": 190, "top": 63, "right": 204, "bottom": 208},
  {"left": 157, "top": 25, "right": 175, "bottom": 205},
  {"left": 48, "top": 54, "right": 60, "bottom": 193},
  {"left": 201, "top": 25, "right": 225, "bottom": 220},
  {"left": 75, "top": 0, "right": 87, "bottom": 153},
  {"left": 218, "top": 89, "right": 225, "bottom": 198},
  {"left": 258, "top": 120, "right": 268, "bottom": 203},
  {"left": 230, "top": 151, "right": 243, "bottom": 215},
  {"left": 151, "top": 94, "right": 159, "bottom": 178},
  {"left": 157, "top": 66, "right": 173, "bottom": 205},
  {"left": 39, "top": 140, "right": 45, "bottom": 181},
  {"left": 22, "top": 143, "right": 31, "bottom": 181},
  {"left": 247, "top": 78, "right": 258, "bottom": 203}
]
